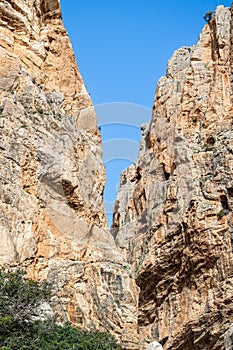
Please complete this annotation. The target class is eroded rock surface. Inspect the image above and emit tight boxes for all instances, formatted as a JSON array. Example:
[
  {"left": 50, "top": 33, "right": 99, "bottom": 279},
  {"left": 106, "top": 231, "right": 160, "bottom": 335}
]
[
  {"left": 2, "top": 1, "right": 233, "bottom": 349},
  {"left": 112, "top": 5, "right": 233, "bottom": 349},
  {"left": 0, "top": 1, "right": 139, "bottom": 348}
]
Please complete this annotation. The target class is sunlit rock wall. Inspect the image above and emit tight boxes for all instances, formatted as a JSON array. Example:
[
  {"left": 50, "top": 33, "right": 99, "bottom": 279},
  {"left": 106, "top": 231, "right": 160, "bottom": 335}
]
[{"left": 112, "top": 5, "right": 233, "bottom": 349}]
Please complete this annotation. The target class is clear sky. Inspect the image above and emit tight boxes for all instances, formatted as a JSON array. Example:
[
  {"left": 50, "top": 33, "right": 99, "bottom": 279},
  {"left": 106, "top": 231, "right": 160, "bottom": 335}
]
[{"left": 60, "top": 0, "right": 232, "bottom": 225}]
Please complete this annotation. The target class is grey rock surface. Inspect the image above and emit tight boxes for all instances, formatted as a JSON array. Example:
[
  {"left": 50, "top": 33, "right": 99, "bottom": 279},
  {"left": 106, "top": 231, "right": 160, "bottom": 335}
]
[{"left": 112, "top": 5, "right": 233, "bottom": 349}]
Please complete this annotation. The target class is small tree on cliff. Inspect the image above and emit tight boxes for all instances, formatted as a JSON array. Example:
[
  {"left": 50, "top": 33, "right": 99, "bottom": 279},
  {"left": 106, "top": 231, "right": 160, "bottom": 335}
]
[
  {"left": 0, "top": 269, "right": 51, "bottom": 324},
  {"left": 203, "top": 10, "right": 213, "bottom": 23}
]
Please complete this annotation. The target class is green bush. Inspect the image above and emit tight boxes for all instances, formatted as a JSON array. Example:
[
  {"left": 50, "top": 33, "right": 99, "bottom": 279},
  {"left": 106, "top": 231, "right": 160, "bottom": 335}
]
[
  {"left": 217, "top": 210, "right": 224, "bottom": 219},
  {"left": 0, "top": 270, "right": 120, "bottom": 350},
  {"left": 0, "top": 321, "right": 120, "bottom": 349}
]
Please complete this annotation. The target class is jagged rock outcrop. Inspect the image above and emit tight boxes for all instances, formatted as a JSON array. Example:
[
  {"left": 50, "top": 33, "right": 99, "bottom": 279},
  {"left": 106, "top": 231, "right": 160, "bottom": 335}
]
[
  {"left": 2, "top": 1, "right": 233, "bottom": 349},
  {"left": 0, "top": 1, "right": 139, "bottom": 348},
  {"left": 112, "top": 5, "right": 233, "bottom": 350}
]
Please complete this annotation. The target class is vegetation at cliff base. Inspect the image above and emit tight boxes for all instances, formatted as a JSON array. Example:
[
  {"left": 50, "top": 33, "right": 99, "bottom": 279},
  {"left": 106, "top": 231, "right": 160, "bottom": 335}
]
[{"left": 0, "top": 270, "right": 119, "bottom": 350}]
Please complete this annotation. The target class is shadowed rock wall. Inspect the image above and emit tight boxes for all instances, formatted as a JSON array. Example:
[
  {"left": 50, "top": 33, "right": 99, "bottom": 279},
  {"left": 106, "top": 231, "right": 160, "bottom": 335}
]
[{"left": 112, "top": 5, "right": 233, "bottom": 349}]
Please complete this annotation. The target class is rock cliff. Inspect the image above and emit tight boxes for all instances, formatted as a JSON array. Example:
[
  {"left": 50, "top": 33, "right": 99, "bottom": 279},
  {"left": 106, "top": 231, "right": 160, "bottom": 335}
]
[
  {"left": 112, "top": 5, "right": 233, "bottom": 350},
  {"left": 0, "top": 1, "right": 139, "bottom": 348},
  {"left": 2, "top": 1, "right": 233, "bottom": 349}
]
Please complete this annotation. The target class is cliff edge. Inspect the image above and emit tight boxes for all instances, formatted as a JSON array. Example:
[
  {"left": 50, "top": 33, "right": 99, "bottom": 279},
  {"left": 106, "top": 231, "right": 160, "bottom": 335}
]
[
  {"left": 0, "top": 1, "right": 139, "bottom": 348},
  {"left": 112, "top": 5, "right": 233, "bottom": 349}
]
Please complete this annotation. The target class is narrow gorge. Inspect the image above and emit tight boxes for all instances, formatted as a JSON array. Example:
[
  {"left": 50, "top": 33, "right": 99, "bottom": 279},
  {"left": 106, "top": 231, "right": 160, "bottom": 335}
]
[{"left": 0, "top": 1, "right": 233, "bottom": 349}]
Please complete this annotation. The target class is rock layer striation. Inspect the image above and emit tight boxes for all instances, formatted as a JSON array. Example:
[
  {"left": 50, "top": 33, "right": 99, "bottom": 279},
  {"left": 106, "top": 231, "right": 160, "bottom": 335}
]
[
  {"left": 0, "top": 1, "right": 139, "bottom": 348},
  {"left": 112, "top": 5, "right": 233, "bottom": 350},
  {"left": 2, "top": 1, "right": 233, "bottom": 349}
]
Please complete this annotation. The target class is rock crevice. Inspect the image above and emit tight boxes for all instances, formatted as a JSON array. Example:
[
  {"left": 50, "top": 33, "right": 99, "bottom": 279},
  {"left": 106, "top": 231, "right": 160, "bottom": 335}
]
[
  {"left": 1, "top": 1, "right": 233, "bottom": 349},
  {"left": 0, "top": 1, "right": 139, "bottom": 348},
  {"left": 112, "top": 5, "right": 233, "bottom": 349}
]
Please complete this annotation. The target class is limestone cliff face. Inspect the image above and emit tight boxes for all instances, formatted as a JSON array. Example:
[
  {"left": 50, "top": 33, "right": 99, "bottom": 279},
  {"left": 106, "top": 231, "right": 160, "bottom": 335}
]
[
  {"left": 0, "top": 1, "right": 139, "bottom": 348},
  {"left": 0, "top": 0, "right": 93, "bottom": 120},
  {"left": 112, "top": 5, "right": 233, "bottom": 350},
  {"left": 2, "top": 1, "right": 233, "bottom": 349}
]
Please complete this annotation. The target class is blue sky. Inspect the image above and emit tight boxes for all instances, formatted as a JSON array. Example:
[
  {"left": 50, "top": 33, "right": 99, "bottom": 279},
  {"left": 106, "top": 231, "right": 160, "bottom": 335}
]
[{"left": 60, "top": 0, "right": 232, "bottom": 225}]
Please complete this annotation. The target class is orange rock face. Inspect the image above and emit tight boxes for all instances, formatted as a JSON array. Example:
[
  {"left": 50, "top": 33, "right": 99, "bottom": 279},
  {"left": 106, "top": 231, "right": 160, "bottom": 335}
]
[
  {"left": 112, "top": 5, "right": 233, "bottom": 350},
  {"left": 0, "top": 1, "right": 139, "bottom": 348},
  {"left": 2, "top": 1, "right": 233, "bottom": 349},
  {"left": 0, "top": 0, "right": 93, "bottom": 120}
]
